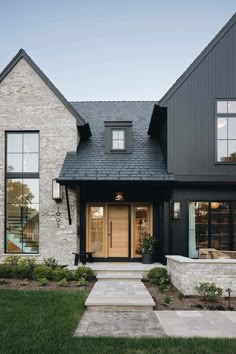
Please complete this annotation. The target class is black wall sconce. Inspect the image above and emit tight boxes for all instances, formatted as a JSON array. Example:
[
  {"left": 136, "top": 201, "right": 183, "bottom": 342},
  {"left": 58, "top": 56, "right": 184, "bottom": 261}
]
[
  {"left": 52, "top": 179, "right": 62, "bottom": 202},
  {"left": 172, "top": 201, "right": 181, "bottom": 220}
]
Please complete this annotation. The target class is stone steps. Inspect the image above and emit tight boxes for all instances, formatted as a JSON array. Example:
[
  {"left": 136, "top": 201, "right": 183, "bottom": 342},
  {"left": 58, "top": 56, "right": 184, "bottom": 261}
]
[
  {"left": 96, "top": 272, "right": 143, "bottom": 281},
  {"left": 85, "top": 278, "right": 155, "bottom": 311}
]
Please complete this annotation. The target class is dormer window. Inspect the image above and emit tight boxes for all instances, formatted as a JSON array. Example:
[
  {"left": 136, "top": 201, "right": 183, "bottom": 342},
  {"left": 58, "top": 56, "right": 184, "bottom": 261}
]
[
  {"left": 112, "top": 129, "right": 125, "bottom": 150},
  {"left": 104, "top": 121, "right": 132, "bottom": 153}
]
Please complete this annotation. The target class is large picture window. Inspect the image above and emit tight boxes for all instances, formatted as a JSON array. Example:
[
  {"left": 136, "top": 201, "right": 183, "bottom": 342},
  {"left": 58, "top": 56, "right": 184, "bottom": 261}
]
[
  {"left": 6, "top": 132, "right": 39, "bottom": 254},
  {"left": 189, "top": 201, "right": 235, "bottom": 258},
  {"left": 216, "top": 100, "right": 236, "bottom": 162}
]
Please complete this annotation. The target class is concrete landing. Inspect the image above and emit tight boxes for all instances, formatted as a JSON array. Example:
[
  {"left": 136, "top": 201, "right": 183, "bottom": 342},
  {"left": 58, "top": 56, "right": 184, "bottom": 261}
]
[{"left": 85, "top": 280, "right": 155, "bottom": 311}]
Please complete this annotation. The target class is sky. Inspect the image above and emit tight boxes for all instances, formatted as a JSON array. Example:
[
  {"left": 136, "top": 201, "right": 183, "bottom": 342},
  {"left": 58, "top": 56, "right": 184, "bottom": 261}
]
[{"left": 0, "top": 0, "right": 236, "bottom": 101}]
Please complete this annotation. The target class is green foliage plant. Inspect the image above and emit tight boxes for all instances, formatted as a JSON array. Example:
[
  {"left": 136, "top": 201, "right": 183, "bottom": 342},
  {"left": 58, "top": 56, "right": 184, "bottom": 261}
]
[
  {"left": 57, "top": 278, "right": 68, "bottom": 287},
  {"left": 195, "top": 282, "right": 223, "bottom": 301},
  {"left": 147, "top": 267, "right": 170, "bottom": 286},
  {"left": 74, "top": 266, "right": 93, "bottom": 281}
]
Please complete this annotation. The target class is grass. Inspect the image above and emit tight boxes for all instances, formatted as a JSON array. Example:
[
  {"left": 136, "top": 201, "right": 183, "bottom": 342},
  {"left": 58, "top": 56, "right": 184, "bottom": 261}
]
[{"left": 0, "top": 289, "right": 235, "bottom": 354}]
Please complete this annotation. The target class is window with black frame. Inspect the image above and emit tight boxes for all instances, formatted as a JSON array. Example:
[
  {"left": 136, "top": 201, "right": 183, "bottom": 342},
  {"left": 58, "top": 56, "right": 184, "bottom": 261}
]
[
  {"left": 216, "top": 100, "right": 236, "bottom": 162},
  {"left": 6, "top": 132, "right": 39, "bottom": 254},
  {"left": 189, "top": 201, "right": 235, "bottom": 258}
]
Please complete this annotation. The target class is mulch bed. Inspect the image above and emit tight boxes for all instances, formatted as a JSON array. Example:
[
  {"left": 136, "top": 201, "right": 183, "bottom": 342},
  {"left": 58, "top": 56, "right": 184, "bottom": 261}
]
[
  {"left": 0, "top": 279, "right": 95, "bottom": 291},
  {"left": 144, "top": 281, "right": 236, "bottom": 311}
]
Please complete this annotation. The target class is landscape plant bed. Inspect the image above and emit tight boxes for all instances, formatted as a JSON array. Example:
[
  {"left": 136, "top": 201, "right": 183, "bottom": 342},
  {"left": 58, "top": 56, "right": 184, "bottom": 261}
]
[
  {"left": 0, "top": 278, "right": 95, "bottom": 291},
  {"left": 145, "top": 281, "right": 236, "bottom": 311}
]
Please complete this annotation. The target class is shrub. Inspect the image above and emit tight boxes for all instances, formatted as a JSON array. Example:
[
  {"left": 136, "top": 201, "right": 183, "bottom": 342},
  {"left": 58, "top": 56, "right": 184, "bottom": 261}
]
[
  {"left": 75, "top": 266, "right": 93, "bottom": 281},
  {"left": 57, "top": 278, "right": 68, "bottom": 287},
  {"left": 0, "top": 279, "right": 8, "bottom": 285},
  {"left": 0, "top": 264, "right": 18, "bottom": 279},
  {"left": 3, "top": 256, "right": 20, "bottom": 265},
  {"left": 52, "top": 268, "right": 74, "bottom": 281},
  {"left": 147, "top": 267, "right": 170, "bottom": 286},
  {"left": 164, "top": 295, "right": 171, "bottom": 304},
  {"left": 33, "top": 265, "right": 54, "bottom": 280},
  {"left": 76, "top": 278, "right": 88, "bottom": 287},
  {"left": 43, "top": 257, "right": 58, "bottom": 269},
  {"left": 16, "top": 258, "right": 36, "bottom": 279},
  {"left": 195, "top": 282, "right": 223, "bottom": 301},
  {"left": 158, "top": 284, "right": 168, "bottom": 293},
  {"left": 38, "top": 277, "right": 48, "bottom": 286}
]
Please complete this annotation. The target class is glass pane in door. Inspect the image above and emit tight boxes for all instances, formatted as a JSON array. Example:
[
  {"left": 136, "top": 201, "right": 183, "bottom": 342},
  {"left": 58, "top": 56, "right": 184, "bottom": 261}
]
[
  {"left": 89, "top": 206, "right": 104, "bottom": 257},
  {"left": 134, "top": 206, "right": 150, "bottom": 257}
]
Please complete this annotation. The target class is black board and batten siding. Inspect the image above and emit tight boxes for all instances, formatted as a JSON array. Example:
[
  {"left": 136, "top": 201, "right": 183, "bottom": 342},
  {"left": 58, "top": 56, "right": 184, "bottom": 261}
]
[{"left": 161, "top": 17, "right": 236, "bottom": 179}]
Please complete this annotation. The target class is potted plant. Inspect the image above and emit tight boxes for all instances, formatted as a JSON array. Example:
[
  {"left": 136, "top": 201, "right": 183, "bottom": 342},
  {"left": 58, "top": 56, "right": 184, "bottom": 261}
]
[{"left": 141, "top": 234, "right": 156, "bottom": 264}]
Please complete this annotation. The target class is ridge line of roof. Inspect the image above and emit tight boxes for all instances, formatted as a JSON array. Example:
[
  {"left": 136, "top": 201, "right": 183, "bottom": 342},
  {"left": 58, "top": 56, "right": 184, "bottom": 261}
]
[{"left": 159, "top": 12, "right": 236, "bottom": 105}]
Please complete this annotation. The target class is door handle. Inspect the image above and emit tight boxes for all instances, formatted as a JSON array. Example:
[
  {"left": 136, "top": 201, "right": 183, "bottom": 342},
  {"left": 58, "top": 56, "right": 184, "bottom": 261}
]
[{"left": 109, "top": 221, "right": 112, "bottom": 248}]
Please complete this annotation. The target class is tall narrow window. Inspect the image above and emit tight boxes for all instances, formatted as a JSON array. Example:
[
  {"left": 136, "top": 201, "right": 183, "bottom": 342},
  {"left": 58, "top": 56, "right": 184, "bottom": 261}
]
[
  {"left": 216, "top": 100, "right": 236, "bottom": 162},
  {"left": 134, "top": 206, "right": 151, "bottom": 257},
  {"left": 88, "top": 206, "right": 104, "bottom": 257},
  {"left": 6, "top": 132, "right": 39, "bottom": 254}
]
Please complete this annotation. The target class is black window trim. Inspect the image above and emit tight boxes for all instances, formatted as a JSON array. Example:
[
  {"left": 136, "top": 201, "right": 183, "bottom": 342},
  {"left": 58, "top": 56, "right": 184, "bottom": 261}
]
[
  {"left": 215, "top": 98, "right": 236, "bottom": 165},
  {"left": 5, "top": 131, "right": 40, "bottom": 254}
]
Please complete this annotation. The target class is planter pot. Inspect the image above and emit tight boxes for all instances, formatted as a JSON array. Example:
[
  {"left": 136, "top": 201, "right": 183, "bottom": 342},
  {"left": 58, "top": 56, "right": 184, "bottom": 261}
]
[{"left": 142, "top": 254, "right": 153, "bottom": 264}]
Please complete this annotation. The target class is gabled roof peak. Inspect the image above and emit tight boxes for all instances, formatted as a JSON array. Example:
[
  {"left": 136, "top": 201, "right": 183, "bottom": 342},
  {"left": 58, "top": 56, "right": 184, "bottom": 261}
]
[
  {"left": 160, "top": 12, "right": 236, "bottom": 105},
  {"left": 0, "top": 49, "right": 85, "bottom": 126}
]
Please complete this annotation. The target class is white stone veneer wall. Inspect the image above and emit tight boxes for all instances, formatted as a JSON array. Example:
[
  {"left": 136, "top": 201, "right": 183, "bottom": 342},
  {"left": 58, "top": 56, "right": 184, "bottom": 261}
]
[
  {"left": 166, "top": 255, "right": 236, "bottom": 297},
  {"left": 0, "top": 58, "right": 79, "bottom": 264}
]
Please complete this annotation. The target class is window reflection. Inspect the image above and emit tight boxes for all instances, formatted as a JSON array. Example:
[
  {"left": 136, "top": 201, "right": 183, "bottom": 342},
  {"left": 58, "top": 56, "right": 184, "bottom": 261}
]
[
  {"left": 6, "top": 178, "right": 39, "bottom": 254},
  {"left": 89, "top": 207, "right": 104, "bottom": 257},
  {"left": 211, "top": 202, "right": 230, "bottom": 250},
  {"left": 7, "top": 133, "right": 39, "bottom": 173},
  {"left": 134, "top": 206, "right": 150, "bottom": 257},
  {"left": 216, "top": 101, "right": 236, "bottom": 162},
  {"left": 189, "top": 201, "right": 234, "bottom": 258}
]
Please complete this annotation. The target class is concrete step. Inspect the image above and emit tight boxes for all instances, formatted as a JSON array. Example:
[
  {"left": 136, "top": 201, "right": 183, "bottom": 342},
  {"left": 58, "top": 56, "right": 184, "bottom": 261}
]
[
  {"left": 96, "top": 272, "right": 143, "bottom": 281},
  {"left": 85, "top": 280, "right": 155, "bottom": 311}
]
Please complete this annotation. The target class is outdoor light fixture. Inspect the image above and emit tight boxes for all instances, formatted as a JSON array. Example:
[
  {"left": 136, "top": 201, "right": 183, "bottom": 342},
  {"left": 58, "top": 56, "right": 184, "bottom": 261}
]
[
  {"left": 52, "top": 179, "right": 62, "bottom": 201},
  {"left": 172, "top": 202, "right": 181, "bottom": 220},
  {"left": 115, "top": 192, "right": 124, "bottom": 201},
  {"left": 211, "top": 202, "right": 220, "bottom": 209}
]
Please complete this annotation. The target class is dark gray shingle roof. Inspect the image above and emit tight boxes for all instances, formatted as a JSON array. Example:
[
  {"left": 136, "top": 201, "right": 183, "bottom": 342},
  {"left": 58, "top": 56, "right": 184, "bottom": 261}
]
[{"left": 58, "top": 101, "right": 174, "bottom": 182}]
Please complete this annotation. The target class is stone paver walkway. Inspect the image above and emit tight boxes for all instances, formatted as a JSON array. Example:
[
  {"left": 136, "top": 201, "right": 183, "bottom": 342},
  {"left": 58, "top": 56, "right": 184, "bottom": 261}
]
[
  {"left": 74, "top": 311, "right": 165, "bottom": 337},
  {"left": 75, "top": 310, "right": 236, "bottom": 338},
  {"left": 156, "top": 311, "right": 236, "bottom": 338}
]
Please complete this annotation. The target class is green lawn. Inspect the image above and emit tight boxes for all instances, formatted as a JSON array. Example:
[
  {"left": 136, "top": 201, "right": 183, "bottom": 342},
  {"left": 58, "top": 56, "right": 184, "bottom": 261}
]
[{"left": 0, "top": 289, "right": 235, "bottom": 354}]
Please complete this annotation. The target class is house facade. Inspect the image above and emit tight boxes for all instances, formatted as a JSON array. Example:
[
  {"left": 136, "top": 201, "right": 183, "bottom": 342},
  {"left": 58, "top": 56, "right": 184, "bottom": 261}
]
[{"left": 0, "top": 14, "right": 236, "bottom": 264}]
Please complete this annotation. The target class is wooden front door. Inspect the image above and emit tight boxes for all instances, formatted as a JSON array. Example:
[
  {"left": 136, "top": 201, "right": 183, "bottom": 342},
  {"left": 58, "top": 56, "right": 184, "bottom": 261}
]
[{"left": 108, "top": 205, "right": 129, "bottom": 257}]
